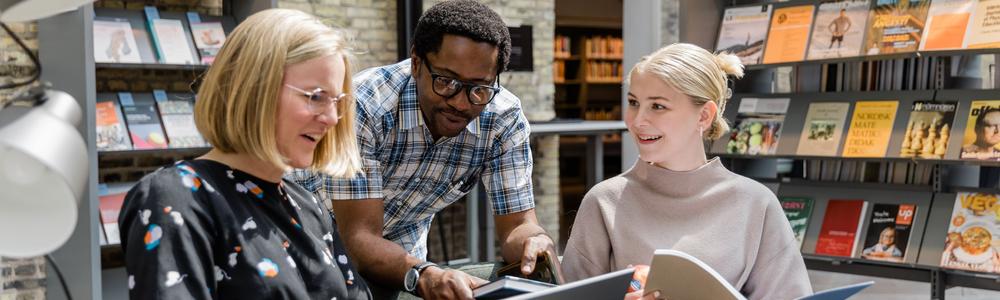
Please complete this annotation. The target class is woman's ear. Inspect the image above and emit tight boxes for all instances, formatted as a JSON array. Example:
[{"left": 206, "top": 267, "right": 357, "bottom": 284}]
[{"left": 700, "top": 101, "right": 718, "bottom": 129}]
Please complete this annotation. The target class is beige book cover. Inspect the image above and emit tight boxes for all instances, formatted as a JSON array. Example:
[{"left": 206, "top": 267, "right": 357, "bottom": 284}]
[{"left": 797, "top": 102, "right": 851, "bottom": 156}]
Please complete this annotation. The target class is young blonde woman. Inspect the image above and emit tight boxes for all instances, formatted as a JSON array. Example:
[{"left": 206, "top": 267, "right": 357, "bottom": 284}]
[
  {"left": 119, "top": 9, "right": 370, "bottom": 299},
  {"left": 561, "top": 43, "right": 812, "bottom": 300}
]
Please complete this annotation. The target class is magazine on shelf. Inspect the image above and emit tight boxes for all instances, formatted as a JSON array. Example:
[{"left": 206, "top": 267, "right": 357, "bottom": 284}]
[
  {"left": 725, "top": 98, "right": 790, "bottom": 156},
  {"left": 151, "top": 18, "right": 198, "bottom": 64},
  {"left": 863, "top": 0, "right": 932, "bottom": 55},
  {"left": 860, "top": 203, "right": 916, "bottom": 262},
  {"left": 807, "top": 0, "right": 871, "bottom": 60},
  {"left": 762, "top": 5, "right": 815, "bottom": 64},
  {"left": 120, "top": 92, "right": 169, "bottom": 150},
  {"left": 960, "top": 100, "right": 1000, "bottom": 161},
  {"left": 920, "top": 0, "right": 975, "bottom": 51},
  {"left": 940, "top": 192, "right": 1000, "bottom": 274},
  {"left": 841, "top": 100, "right": 899, "bottom": 157},
  {"left": 781, "top": 197, "right": 815, "bottom": 250},
  {"left": 965, "top": 0, "right": 1000, "bottom": 49},
  {"left": 815, "top": 199, "right": 869, "bottom": 257},
  {"left": 96, "top": 93, "right": 132, "bottom": 151},
  {"left": 93, "top": 19, "right": 143, "bottom": 64},
  {"left": 899, "top": 101, "right": 957, "bottom": 159},
  {"left": 796, "top": 102, "right": 851, "bottom": 156},
  {"left": 99, "top": 183, "right": 133, "bottom": 245},
  {"left": 715, "top": 5, "right": 773, "bottom": 65},
  {"left": 154, "top": 90, "right": 208, "bottom": 148},
  {"left": 187, "top": 12, "right": 225, "bottom": 65}
]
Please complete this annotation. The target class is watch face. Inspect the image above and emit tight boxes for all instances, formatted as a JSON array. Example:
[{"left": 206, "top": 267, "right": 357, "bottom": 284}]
[{"left": 404, "top": 268, "right": 418, "bottom": 292}]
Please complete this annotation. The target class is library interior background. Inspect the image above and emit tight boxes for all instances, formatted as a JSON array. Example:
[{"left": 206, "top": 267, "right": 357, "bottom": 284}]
[{"left": 8, "top": 0, "right": 1000, "bottom": 299}]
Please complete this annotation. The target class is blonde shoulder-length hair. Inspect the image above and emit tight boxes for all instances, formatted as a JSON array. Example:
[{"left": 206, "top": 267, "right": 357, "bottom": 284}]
[
  {"left": 627, "top": 43, "right": 744, "bottom": 140},
  {"left": 194, "top": 8, "right": 361, "bottom": 177}
]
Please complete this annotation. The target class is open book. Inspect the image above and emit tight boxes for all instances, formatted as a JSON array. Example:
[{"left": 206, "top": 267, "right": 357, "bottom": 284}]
[
  {"left": 644, "top": 249, "right": 873, "bottom": 300},
  {"left": 473, "top": 276, "right": 556, "bottom": 299}
]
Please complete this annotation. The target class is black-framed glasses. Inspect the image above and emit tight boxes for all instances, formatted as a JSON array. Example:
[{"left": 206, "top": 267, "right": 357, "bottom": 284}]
[
  {"left": 422, "top": 59, "right": 501, "bottom": 105},
  {"left": 284, "top": 84, "right": 348, "bottom": 119}
]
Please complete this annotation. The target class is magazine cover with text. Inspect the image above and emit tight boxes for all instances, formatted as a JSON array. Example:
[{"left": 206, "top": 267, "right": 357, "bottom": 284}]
[
  {"left": 899, "top": 101, "right": 957, "bottom": 159},
  {"left": 863, "top": 0, "right": 932, "bottom": 55},
  {"left": 725, "top": 98, "right": 790, "bottom": 155},
  {"left": 960, "top": 100, "right": 1000, "bottom": 160},
  {"left": 940, "top": 193, "right": 1000, "bottom": 274},
  {"left": 715, "top": 5, "right": 773, "bottom": 65},
  {"left": 860, "top": 203, "right": 916, "bottom": 262},
  {"left": 807, "top": 0, "right": 872, "bottom": 60}
]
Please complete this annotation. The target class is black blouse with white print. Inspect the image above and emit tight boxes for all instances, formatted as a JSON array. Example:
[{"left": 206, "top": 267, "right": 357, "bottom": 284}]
[{"left": 119, "top": 159, "right": 371, "bottom": 299}]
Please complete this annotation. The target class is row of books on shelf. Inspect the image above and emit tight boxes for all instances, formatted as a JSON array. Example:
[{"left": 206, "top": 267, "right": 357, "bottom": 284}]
[
  {"left": 97, "top": 90, "right": 209, "bottom": 152},
  {"left": 554, "top": 35, "right": 573, "bottom": 58},
  {"left": 718, "top": 0, "right": 1000, "bottom": 66},
  {"left": 585, "top": 61, "right": 623, "bottom": 81},
  {"left": 94, "top": 6, "right": 227, "bottom": 65},
  {"left": 553, "top": 35, "right": 623, "bottom": 59},
  {"left": 717, "top": 96, "right": 1000, "bottom": 161},
  {"left": 584, "top": 108, "right": 621, "bottom": 121},
  {"left": 781, "top": 193, "right": 1000, "bottom": 274},
  {"left": 801, "top": 160, "right": 936, "bottom": 185}
]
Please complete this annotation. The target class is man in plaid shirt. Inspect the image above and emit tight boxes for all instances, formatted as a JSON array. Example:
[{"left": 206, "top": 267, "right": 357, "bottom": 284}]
[{"left": 290, "top": 1, "right": 555, "bottom": 299}]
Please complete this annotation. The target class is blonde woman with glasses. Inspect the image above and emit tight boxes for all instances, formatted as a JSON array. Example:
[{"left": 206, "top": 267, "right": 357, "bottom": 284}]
[
  {"left": 561, "top": 43, "right": 812, "bottom": 300},
  {"left": 118, "top": 9, "right": 370, "bottom": 299}
]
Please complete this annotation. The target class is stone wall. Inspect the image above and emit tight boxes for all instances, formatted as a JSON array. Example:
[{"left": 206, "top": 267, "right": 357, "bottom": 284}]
[{"left": 278, "top": 0, "right": 399, "bottom": 72}]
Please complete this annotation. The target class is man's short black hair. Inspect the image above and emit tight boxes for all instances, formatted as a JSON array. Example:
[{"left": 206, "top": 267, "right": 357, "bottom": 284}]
[{"left": 412, "top": 0, "right": 511, "bottom": 73}]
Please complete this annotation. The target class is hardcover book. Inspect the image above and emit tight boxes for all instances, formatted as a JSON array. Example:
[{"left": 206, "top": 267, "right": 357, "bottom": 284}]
[
  {"left": 154, "top": 90, "right": 208, "bottom": 148},
  {"left": 960, "top": 100, "right": 1000, "bottom": 160},
  {"left": 863, "top": 0, "right": 932, "bottom": 55},
  {"left": 841, "top": 100, "right": 899, "bottom": 157},
  {"left": 815, "top": 199, "right": 869, "bottom": 257},
  {"left": 899, "top": 101, "right": 957, "bottom": 159},
  {"left": 96, "top": 93, "right": 132, "bottom": 151},
  {"left": 780, "top": 197, "right": 815, "bottom": 249},
  {"left": 120, "top": 92, "right": 169, "bottom": 149},
  {"left": 797, "top": 102, "right": 851, "bottom": 156},
  {"left": 807, "top": 0, "right": 872, "bottom": 60},
  {"left": 93, "top": 19, "right": 143, "bottom": 63},
  {"left": 715, "top": 5, "right": 773, "bottom": 66},
  {"left": 725, "top": 98, "right": 790, "bottom": 155},
  {"left": 940, "top": 193, "right": 1000, "bottom": 274},
  {"left": 762, "top": 5, "right": 815, "bottom": 64},
  {"left": 860, "top": 203, "right": 916, "bottom": 262},
  {"left": 920, "top": 0, "right": 975, "bottom": 51}
]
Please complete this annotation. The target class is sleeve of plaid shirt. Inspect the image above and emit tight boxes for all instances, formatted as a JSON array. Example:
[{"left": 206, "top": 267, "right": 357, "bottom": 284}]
[{"left": 482, "top": 110, "right": 535, "bottom": 215}]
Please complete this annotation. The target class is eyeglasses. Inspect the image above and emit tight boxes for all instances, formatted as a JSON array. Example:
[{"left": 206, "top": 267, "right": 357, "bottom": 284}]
[
  {"left": 422, "top": 59, "right": 501, "bottom": 106},
  {"left": 284, "top": 84, "right": 348, "bottom": 119}
]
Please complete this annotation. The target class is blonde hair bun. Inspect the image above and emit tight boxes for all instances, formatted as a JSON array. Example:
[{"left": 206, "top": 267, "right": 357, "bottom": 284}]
[{"left": 714, "top": 53, "right": 745, "bottom": 78}]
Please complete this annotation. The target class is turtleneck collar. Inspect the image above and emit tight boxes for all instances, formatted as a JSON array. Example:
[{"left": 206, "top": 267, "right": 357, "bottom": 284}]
[{"left": 624, "top": 157, "right": 729, "bottom": 198}]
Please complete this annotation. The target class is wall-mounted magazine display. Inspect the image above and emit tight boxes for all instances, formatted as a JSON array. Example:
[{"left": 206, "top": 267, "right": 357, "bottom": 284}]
[
  {"left": 920, "top": 0, "right": 975, "bottom": 51},
  {"left": 120, "top": 92, "right": 168, "bottom": 150},
  {"left": 815, "top": 199, "right": 869, "bottom": 257},
  {"left": 940, "top": 192, "right": 1000, "bottom": 274},
  {"left": 93, "top": 19, "right": 143, "bottom": 63},
  {"left": 960, "top": 100, "right": 1000, "bottom": 160},
  {"left": 842, "top": 100, "right": 899, "bottom": 157},
  {"left": 964, "top": 0, "right": 1000, "bottom": 49},
  {"left": 899, "top": 101, "right": 957, "bottom": 159},
  {"left": 781, "top": 197, "right": 815, "bottom": 250},
  {"left": 797, "top": 102, "right": 851, "bottom": 156},
  {"left": 762, "top": 5, "right": 816, "bottom": 64},
  {"left": 807, "top": 0, "right": 871, "bottom": 60},
  {"left": 725, "top": 98, "right": 790, "bottom": 155},
  {"left": 154, "top": 90, "right": 208, "bottom": 148},
  {"left": 96, "top": 93, "right": 132, "bottom": 151},
  {"left": 860, "top": 203, "right": 916, "bottom": 262},
  {"left": 863, "top": 0, "right": 931, "bottom": 55},
  {"left": 715, "top": 5, "right": 772, "bottom": 66}
]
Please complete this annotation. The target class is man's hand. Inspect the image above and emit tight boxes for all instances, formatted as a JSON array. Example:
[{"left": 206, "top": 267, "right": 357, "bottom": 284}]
[
  {"left": 519, "top": 234, "right": 556, "bottom": 275},
  {"left": 417, "top": 266, "right": 488, "bottom": 300}
]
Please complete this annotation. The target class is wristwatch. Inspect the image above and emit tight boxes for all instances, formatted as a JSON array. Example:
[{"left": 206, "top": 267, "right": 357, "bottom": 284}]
[{"left": 404, "top": 261, "right": 438, "bottom": 294}]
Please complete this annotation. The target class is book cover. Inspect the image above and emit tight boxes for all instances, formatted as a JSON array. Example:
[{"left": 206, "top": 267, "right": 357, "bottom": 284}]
[
  {"left": 474, "top": 276, "right": 556, "bottom": 299},
  {"left": 780, "top": 197, "right": 815, "bottom": 249},
  {"left": 920, "top": 0, "right": 975, "bottom": 51},
  {"left": 860, "top": 203, "right": 916, "bottom": 262},
  {"left": 965, "top": 0, "right": 1000, "bottom": 49},
  {"left": 715, "top": 5, "right": 773, "bottom": 66},
  {"left": 797, "top": 102, "right": 852, "bottom": 156},
  {"left": 762, "top": 5, "right": 816, "bottom": 64},
  {"left": 815, "top": 199, "right": 869, "bottom": 257},
  {"left": 940, "top": 193, "right": 1000, "bottom": 274},
  {"left": 99, "top": 183, "right": 132, "bottom": 245},
  {"left": 92, "top": 19, "right": 143, "bottom": 63},
  {"left": 960, "top": 100, "right": 1000, "bottom": 160},
  {"left": 189, "top": 21, "right": 225, "bottom": 64},
  {"left": 841, "top": 100, "right": 899, "bottom": 157},
  {"left": 807, "top": 0, "right": 872, "bottom": 60},
  {"left": 899, "top": 101, "right": 957, "bottom": 159},
  {"left": 863, "top": 0, "right": 932, "bottom": 55},
  {"left": 154, "top": 90, "right": 208, "bottom": 148},
  {"left": 151, "top": 18, "right": 198, "bottom": 64},
  {"left": 725, "top": 98, "right": 790, "bottom": 155},
  {"left": 96, "top": 93, "right": 132, "bottom": 151},
  {"left": 120, "top": 92, "right": 169, "bottom": 149}
]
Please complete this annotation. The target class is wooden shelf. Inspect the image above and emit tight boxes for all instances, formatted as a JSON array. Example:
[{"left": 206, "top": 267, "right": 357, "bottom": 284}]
[
  {"left": 584, "top": 78, "right": 622, "bottom": 84},
  {"left": 584, "top": 55, "right": 622, "bottom": 60},
  {"left": 96, "top": 62, "right": 209, "bottom": 71},
  {"left": 554, "top": 79, "right": 581, "bottom": 84},
  {"left": 554, "top": 55, "right": 580, "bottom": 60}
]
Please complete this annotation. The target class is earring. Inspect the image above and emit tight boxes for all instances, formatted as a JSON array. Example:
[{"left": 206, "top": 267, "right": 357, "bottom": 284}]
[{"left": 698, "top": 126, "right": 704, "bottom": 135}]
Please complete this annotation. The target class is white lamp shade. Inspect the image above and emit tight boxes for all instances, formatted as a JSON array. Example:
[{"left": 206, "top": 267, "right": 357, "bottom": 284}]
[
  {"left": 0, "top": 0, "right": 94, "bottom": 22},
  {"left": 0, "top": 90, "right": 87, "bottom": 257}
]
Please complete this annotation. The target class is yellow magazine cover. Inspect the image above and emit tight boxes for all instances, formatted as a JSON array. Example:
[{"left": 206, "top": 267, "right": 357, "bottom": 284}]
[
  {"left": 842, "top": 100, "right": 899, "bottom": 157},
  {"left": 960, "top": 100, "right": 1000, "bottom": 160},
  {"left": 940, "top": 193, "right": 1000, "bottom": 274},
  {"left": 763, "top": 5, "right": 815, "bottom": 64}
]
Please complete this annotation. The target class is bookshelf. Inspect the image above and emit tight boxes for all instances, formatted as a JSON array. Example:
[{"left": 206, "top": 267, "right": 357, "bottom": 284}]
[{"left": 553, "top": 29, "right": 623, "bottom": 120}]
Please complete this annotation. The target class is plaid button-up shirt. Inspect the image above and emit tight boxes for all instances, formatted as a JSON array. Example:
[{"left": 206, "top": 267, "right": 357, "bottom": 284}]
[{"left": 289, "top": 60, "right": 535, "bottom": 259}]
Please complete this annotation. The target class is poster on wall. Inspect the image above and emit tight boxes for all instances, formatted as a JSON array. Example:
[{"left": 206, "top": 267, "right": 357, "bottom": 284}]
[
  {"left": 807, "top": 0, "right": 871, "bottom": 60},
  {"left": 715, "top": 5, "right": 773, "bottom": 65},
  {"left": 863, "top": 0, "right": 932, "bottom": 55}
]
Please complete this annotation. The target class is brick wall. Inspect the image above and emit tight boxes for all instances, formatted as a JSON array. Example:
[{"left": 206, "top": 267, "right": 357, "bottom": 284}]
[
  {"left": 278, "top": 0, "right": 399, "bottom": 72},
  {"left": 0, "top": 257, "right": 46, "bottom": 300}
]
